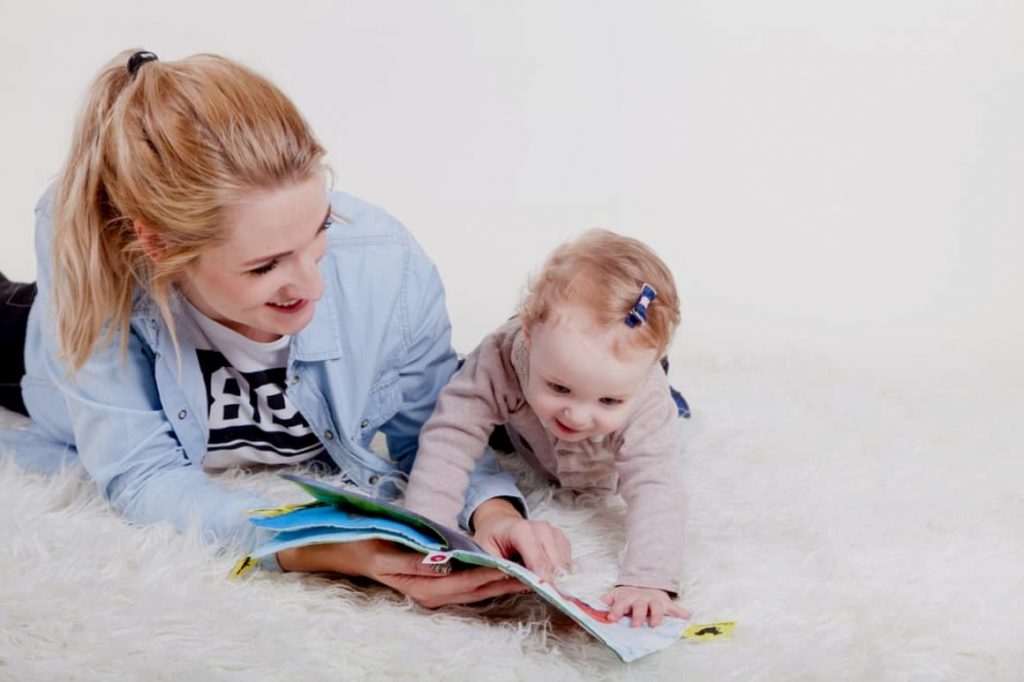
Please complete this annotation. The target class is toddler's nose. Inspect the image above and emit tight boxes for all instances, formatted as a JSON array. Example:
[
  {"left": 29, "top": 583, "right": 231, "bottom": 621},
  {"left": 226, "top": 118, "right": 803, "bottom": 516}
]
[{"left": 562, "top": 407, "right": 589, "bottom": 429}]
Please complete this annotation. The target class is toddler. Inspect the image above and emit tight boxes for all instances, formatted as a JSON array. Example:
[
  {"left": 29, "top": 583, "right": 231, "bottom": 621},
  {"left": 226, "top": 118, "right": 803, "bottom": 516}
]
[{"left": 405, "top": 229, "right": 688, "bottom": 626}]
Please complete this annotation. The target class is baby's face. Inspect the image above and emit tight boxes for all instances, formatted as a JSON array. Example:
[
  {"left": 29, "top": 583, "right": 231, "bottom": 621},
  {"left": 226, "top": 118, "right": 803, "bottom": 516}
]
[{"left": 523, "top": 304, "right": 658, "bottom": 443}]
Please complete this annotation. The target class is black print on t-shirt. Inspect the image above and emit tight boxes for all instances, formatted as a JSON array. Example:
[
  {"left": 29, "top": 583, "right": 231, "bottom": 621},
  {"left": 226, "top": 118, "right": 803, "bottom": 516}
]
[{"left": 197, "top": 349, "right": 322, "bottom": 457}]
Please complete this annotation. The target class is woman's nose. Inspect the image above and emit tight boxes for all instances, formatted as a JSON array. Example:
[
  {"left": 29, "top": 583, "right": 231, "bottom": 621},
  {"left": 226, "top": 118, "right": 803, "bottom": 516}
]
[{"left": 286, "top": 255, "right": 323, "bottom": 300}]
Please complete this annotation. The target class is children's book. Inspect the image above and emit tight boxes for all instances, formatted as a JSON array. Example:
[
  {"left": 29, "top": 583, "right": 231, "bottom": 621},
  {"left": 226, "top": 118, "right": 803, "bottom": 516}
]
[{"left": 233, "top": 473, "right": 732, "bottom": 662}]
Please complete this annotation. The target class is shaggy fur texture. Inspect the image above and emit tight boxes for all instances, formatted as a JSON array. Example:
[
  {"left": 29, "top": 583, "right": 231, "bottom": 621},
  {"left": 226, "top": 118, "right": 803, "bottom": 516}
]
[{"left": 2, "top": 347, "right": 1020, "bottom": 681}]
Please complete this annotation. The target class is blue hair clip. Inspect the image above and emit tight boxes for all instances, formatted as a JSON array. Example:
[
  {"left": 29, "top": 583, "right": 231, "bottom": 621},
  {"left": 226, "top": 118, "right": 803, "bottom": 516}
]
[{"left": 625, "top": 283, "right": 657, "bottom": 328}]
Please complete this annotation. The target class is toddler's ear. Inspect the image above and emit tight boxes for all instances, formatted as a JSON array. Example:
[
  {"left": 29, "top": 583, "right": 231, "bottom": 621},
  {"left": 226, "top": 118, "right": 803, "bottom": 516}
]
[{"left": 133, "top": 218, "right": 166, "bottom": 263}]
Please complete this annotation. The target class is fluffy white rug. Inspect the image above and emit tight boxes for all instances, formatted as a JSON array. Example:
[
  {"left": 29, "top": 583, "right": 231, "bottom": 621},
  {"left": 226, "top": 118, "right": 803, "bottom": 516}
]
[{"left": 2, "top": 347, "right": 1021, "bottom": 681}]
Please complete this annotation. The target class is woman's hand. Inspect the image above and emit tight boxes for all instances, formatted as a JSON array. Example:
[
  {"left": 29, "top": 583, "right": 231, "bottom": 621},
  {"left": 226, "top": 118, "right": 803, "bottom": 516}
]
[
  {"left": 276, "top": 539, "right": 528, "bottom": 608},
  {"left": 470, "top": 498, "right": 572, "bottom": 584},
  {"left": 600, "top": 585, "right": 691, "bottom": 628}
]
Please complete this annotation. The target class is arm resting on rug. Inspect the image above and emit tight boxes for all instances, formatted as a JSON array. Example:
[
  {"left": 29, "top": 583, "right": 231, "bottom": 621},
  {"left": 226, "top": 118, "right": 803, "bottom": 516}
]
[{"left": 55, "top": 328, "right": 271, "bottom": 550}]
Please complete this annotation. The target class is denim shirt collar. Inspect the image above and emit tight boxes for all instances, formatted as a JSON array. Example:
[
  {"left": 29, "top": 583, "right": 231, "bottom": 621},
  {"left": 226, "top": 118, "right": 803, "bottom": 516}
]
[{"left": 291, "top": 254, "right": 344, "bottom": 362}]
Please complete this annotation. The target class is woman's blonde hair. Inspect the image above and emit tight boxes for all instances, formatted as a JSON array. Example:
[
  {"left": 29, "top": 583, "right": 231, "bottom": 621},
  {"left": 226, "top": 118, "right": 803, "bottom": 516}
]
[
  {"left": 52, "top": 49, "right": 326, "bottom": 372},
  {"left": 519, "top": 229, "right": 681, "bottom": 357}
]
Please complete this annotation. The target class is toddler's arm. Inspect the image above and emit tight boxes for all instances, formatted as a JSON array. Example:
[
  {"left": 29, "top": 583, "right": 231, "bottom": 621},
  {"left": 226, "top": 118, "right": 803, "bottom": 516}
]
[
  {"left": 612, "top": 368, "right": 688, "bottom": 609},
  {"left": 404, "top": 334, "right": 518, "bottom": 528}
]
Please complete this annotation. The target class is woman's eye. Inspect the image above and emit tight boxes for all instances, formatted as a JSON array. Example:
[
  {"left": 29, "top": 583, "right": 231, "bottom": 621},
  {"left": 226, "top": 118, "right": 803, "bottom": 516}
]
[
  {"left": 548, "top": 383, "right": 570, "bottom": 394},
  {"left": 600, "top": 397, "right": 623, "bottom": 406},
  {"left": 320, "top": 217, "right": 333, "bottom": 232},
  {"left": 248, "top": 261, "right": 278, "bottom": 276}
]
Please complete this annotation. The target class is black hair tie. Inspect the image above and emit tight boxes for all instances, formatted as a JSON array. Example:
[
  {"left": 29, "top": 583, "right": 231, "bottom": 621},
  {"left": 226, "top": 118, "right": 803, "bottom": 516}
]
[{"left": 127, "top": 51, "right": 158, "bottom": 76}]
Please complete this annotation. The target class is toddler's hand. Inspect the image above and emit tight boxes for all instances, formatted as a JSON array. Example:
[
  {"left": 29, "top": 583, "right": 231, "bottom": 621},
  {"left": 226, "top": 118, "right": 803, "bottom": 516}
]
[{"left": 600, "top": 585, "right": 691, "bottom": 628}]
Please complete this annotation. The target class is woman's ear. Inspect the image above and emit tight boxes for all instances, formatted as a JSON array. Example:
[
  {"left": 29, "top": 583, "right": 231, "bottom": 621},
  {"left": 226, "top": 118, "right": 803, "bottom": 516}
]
[{"left": 133, "top": 219, "right": 164, "bottom": 263}]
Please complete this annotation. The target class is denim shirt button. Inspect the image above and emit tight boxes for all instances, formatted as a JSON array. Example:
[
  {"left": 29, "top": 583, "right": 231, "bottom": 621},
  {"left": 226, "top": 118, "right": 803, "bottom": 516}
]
[
  {"left": 368, "top": 475, "right": 379, "bottom": 485},
  {"left": 290, "top": 375, "right": 300, "bottom": 385},
  {"left": 360, "top": 419, "right": 369, "bottom": 429},
  {"left": 177, "top": 409, "right": 187, "bottom": 420},
  {"left": 323, "top": 430, "right": 334, "bottom": 441}
]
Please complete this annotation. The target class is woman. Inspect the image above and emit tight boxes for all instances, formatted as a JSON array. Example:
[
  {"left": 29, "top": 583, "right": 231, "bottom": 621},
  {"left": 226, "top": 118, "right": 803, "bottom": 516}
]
[{"left": 0, "top": 49, "right": 569, "bottom": 607}]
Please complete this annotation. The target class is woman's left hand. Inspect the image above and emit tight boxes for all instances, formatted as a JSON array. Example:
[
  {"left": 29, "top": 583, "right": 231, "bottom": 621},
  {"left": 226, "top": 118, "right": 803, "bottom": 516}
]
[{"left": 470, "top": 498, "right": 572, "bottom": 584}]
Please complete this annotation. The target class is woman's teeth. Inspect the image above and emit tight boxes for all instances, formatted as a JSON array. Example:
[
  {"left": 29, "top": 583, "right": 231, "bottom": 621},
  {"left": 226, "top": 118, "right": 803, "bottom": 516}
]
[{"left": 269, "top": 299, "right": 300, "bottom": 308}]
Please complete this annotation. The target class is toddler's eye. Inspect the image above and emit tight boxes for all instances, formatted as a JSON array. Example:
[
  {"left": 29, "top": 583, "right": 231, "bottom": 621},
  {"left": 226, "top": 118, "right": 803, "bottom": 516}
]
[
  {"left": 600, "top": 397, "right": 624, "bottom": 406},
  {"left": 548, "top": 382, "right": 570, "bottom": 394}
]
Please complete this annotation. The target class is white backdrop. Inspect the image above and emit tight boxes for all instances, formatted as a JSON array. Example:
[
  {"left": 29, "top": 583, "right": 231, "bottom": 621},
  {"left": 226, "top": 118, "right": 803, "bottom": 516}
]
[
  {"left": 3, "top": 4, "right": 1023, "bottom": 678},
  {"left": 1, "top": 0, "right": 1021, "bottom": 367}
]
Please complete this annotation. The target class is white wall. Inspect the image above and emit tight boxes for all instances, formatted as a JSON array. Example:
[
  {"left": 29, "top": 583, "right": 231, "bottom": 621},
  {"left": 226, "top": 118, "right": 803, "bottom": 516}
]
[{"left": 2, "top": 0, "right": 1021, "bottom": 368}]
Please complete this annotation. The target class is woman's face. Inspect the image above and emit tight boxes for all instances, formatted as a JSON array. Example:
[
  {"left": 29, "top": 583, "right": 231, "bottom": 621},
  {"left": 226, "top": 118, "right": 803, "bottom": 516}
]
[{"left": 180, "top": 172, "right": 332, "bottom": 342}]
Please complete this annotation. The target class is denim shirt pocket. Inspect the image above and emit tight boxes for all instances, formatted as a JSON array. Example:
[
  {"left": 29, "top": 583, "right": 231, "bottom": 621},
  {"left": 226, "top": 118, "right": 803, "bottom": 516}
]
[{"left": 357, "top": 370, "right": 401, "bottom": 448}]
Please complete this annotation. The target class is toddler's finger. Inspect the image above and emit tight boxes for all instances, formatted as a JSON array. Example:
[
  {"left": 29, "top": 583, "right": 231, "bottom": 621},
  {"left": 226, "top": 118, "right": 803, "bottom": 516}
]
[
  {"left": 630, "top": 600, "right": 648, "bottom": 628},
  {"left": 608, "top": 596, "right": 632, "bottom": 623},
  {"left": 649, "top": 601, "right": 666, "bottom": 628},
  {"left": 667, "top": 603, "right": 692, "bottom": 620}
]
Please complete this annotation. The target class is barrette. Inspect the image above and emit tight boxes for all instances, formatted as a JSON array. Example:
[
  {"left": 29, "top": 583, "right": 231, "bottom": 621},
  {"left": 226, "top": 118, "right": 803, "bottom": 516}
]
[{"left": 625, "top": 283, "right": 657, "bottom": 328}]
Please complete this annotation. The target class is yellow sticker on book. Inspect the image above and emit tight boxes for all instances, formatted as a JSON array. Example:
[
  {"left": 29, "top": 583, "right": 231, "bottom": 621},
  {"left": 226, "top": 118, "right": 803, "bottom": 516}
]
[
  {"left": 245, "top": 502, "right": 318, "bottom": 517},
  {"left": 683, "top": 621, "right": 736, "bottom": 640},
  {"left": 229, "top": 555, "right": 258, "bottom": 580}
]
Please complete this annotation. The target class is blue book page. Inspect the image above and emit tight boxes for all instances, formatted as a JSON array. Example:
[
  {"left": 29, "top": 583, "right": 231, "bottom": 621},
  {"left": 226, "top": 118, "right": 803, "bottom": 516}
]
[
  {"left": 250, "top": 505, "right": 445, "bottom": 550},
  {"left": 277, "top": 473, "right": 483, "bottom": 553},
  {"left": 251, "top": 527, "right": 442, "bottom": 558}
]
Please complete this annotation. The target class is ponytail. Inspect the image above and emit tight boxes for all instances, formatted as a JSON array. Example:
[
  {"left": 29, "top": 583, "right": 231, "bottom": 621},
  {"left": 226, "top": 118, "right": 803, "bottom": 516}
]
[{"left": 51, "top": 49, "right": 326, "bottom": 372}]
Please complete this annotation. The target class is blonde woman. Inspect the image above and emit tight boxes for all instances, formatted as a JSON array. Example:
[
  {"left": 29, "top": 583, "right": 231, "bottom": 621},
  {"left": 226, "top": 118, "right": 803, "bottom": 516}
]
[
  {"left": 0, "top": 49, "right": 567, "bottom": 607},
  {"left": 405, "top": 230, "right": 691, "bottom": 626}
]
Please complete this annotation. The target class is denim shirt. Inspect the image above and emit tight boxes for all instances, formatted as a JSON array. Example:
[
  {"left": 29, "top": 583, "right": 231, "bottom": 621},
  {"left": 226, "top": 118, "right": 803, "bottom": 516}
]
[{"left": 0, "top": 186, "right": 523, "bottom": 552}]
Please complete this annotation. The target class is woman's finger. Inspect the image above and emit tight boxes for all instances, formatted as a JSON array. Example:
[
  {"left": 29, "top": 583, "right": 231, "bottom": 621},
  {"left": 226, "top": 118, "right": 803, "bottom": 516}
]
[
  {"left": 368, "top": 542, "right": 466, "bottom": 579},
  {"left": 441, "top": 576, "right": 529, "bottom": 607},
  {"left": 382, "top": 565, "right": 507, "bottom": 594},
  {"left": 536, "top": 524, "right": 572, "bottom": 574},
  {"left": 396, "top": 550, "right": 457, "bottom": 577},
  {"left": 385, "top": 569, "right": 526, "bottom": 608},
  {"left": 508, "top": 523, "right": 555, "bottom": 583}
]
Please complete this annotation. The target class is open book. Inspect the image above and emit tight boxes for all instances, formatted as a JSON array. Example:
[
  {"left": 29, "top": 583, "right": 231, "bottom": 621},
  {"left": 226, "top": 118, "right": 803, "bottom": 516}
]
[{"left": 232, "top": 473, "right": 732, "bottom": 662}]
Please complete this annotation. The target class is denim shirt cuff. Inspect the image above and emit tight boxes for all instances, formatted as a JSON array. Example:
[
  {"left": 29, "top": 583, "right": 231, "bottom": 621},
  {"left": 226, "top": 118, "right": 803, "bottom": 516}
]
[
  {"left": 257, "top": 552, "right": 284, "bottom": 573},
  {"left": 457, "top": 471, "right": 529, "bottom": 531}
]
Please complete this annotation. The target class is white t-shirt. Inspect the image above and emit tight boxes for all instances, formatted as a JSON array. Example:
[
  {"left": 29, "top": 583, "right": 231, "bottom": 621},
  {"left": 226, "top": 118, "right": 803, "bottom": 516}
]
[{"left": 182, "top": 302, "right": 325, "bottom": 471}]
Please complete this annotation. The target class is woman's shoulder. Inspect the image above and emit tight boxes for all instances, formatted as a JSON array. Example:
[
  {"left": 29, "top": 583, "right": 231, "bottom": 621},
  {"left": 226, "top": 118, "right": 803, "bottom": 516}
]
[
  {"left": 32, "top": 183, "right": 58, "bottom": 257},
  {"left": 322, "top": 191, "right": 438, "bottom": 289},
  {"left": 327, "top": 191, "right": 413, "bottom": 244}
]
